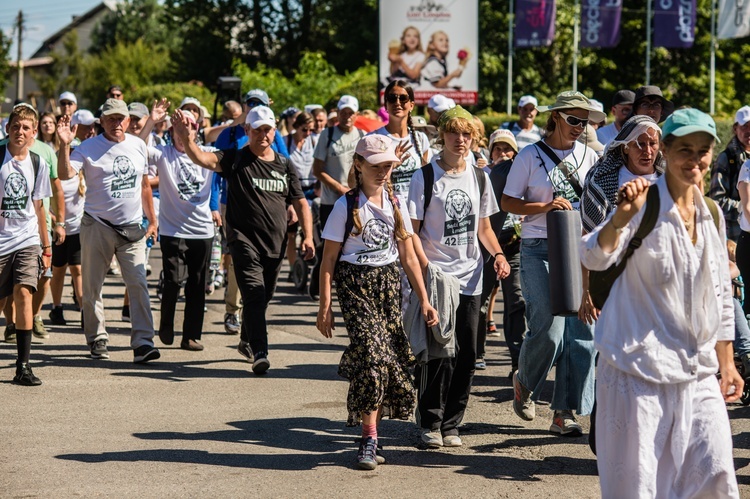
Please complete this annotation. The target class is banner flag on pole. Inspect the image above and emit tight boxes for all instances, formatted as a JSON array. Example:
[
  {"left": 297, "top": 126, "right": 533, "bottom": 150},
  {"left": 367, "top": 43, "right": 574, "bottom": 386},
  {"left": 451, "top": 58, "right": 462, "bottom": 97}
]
[
  {"left": 581, "top": 0, "right": 623, "bottom": 48},
  {"left": 515, "top": 0, "right": 557, "bottom": 48},
  {"left": 654, "top": 0, "right": 697, "bottom": 48},
  {"left": 718, "top": 0, "right": 750, "bottom": 39}
]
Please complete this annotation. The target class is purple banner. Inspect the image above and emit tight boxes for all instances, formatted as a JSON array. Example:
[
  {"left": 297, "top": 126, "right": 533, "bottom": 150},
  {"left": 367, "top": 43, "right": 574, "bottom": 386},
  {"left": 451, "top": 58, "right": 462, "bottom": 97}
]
[
  {"left": 654, "top": 0, "right": 697, "bottom": 48},
  {"left": 515, "top": 0, "right": 557, "bottom": 48},
  {"left": 581, "top": 0, "right": 622, "bottom": 48}
]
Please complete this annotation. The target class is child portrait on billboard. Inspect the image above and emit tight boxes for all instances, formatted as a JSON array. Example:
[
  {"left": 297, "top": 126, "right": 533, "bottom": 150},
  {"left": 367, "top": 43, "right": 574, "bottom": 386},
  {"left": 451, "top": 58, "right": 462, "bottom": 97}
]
[
  {"left": 387, "top": 26, "right": 426, "bottom": 85},
  {"left": 420, "top": 30, "right": 469, "bottom": 90}
]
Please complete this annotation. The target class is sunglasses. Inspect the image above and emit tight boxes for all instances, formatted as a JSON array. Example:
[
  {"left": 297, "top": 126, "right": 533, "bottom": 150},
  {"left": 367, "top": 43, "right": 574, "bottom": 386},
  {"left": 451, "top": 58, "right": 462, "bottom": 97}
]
[
  {"left": 246, "top": 100, "right": 264, "bottom": 108},
  {"left": 386, "top": 94, "right": 410, "bottom": 105},
  {"left": 558, "top": 111, "right": 589, "bottom": 128}
]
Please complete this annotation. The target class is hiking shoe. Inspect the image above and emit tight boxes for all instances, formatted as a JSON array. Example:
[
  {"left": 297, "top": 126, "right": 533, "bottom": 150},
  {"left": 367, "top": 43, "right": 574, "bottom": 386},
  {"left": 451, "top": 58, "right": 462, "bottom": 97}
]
[
  {"left": 421, "top": 430, "right": 443, "bottom": 448},
  {"left": 90, "top": 339, "right": 110, "bottom": 359},
  {"left": 158, "top": 328, "right": 174, "bottom": 346},
  {"left": 133, "top": 345, "right": 160, "bottom": 363},
  {"left": 32, "top": 316, "right": 48, "bottom": 339},
  {"left": 4, "top": 323, "right": 16, "bottom": 343},
  {"left": 513, "top": 371, "right": 535, "bottom": 421},
  {"left": 224, "top": 313, "right": 240, "bottom": 334},
  {"left": 252, "top": 351, "right": 270, "bottom": 375},
  {"left": 13, "top": 363, "right": 42, "bottom": 386},
  {"left": 237, "top": 340, "right": 253, "bottom": 361},
  {"left": 49, "top": 306, "right": 66, "bottom": 326},
  {"left": 442, "top": 435, "right": 463, "bottom": 447},
  {"left": 357, "top": 436, "right": 378, "bottom": 470},
  {"left": 181, "top": 339, "right": 204, "bottom": 351},
  {"left": 475, "top": 358, "right": 487, "bottom": 370},
  {"left": 121, "top": 305, "right": 130, "bottom": 323},
  {"left": 550, "top": 410, "right": 583, "bottom": 436}
]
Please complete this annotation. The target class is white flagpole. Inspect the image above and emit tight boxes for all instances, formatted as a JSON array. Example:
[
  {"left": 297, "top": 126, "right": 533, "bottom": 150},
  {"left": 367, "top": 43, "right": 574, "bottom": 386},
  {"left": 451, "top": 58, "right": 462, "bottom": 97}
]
[
  {"left": 646, "top": 0, "right": 652, "bottom": 85},
  {"left": 710, "top": 0, "right": 717, "bottom": 115},
  {"left": 507, "top": 0, "right": 515, "bottom": 115},
  {"left": 573, "top": 0, "right": 580, "bottom": 91}
]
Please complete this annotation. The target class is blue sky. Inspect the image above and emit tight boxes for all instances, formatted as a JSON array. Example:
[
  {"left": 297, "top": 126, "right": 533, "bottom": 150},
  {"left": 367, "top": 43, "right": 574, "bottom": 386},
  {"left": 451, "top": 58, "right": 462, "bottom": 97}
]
[{"left": 1, "top": 0, "right": 103, "bottom": 59}]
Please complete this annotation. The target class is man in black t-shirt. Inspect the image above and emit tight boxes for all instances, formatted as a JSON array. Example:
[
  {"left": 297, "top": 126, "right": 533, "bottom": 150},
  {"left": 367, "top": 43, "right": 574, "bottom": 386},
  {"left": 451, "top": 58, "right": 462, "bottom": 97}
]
[{"left": 173, "top": 105, "right": 315, "bottom": 375}]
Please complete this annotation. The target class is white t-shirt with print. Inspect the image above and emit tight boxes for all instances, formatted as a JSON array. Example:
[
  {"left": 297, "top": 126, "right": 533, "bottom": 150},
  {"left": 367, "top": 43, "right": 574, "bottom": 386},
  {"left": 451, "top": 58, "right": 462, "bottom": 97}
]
[
  {"left": 53, "top": 176, "right": 84, "bottom": 235},
  {"left": 313, "top": 126, "right": 364, "bottom": 205},
  {"left": 148, "top": 145, "right": 216, "bottom": 239},
  {"left": 370, "top": 127, "right": 432, "bottom": 207},
  {"left": 70, "top": 134, "right": 148, "bottom": 226},
  {"left": 322, "top": 189, "right": 413, "bottom": 267},
  {"left": 738, "top": 160, "right": 750, "bottom": 232},
  {"left": 504, "top": 140, "right": 598, "bottom": 239},
  {"left": 0, "top": 150, "right": 52, "bottom": 255},
  {"left": 407, "top": 160, "right": 499, "bottom": 295}
]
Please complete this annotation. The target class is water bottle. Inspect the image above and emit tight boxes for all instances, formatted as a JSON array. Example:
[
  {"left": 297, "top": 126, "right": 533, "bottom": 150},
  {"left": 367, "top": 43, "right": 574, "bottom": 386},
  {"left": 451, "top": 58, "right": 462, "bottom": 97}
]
[{"left": 210, "top": 225, "right": 221, "bottom": 272}]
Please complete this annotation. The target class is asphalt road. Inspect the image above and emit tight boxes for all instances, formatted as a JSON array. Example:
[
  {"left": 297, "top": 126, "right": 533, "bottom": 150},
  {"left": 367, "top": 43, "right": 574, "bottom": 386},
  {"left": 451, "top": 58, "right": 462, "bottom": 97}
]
[{"left": 1, "top": 248, "right": 749, "bottom": 498}]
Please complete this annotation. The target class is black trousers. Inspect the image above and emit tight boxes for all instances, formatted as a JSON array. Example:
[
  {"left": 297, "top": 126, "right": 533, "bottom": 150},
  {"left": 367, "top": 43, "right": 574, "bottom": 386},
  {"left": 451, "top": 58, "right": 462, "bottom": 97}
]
[
  {"left": 737, "top": 231, "right": 750, "bottom": 316},
  {"left": 228, "top": 238, "right": 284, "bottom": 354},
  {"left": 416, "top": 294, "right": 481, "bottom": 436},
  {"left": 159, "top": 235, "right": 212, "bottom": 340}
]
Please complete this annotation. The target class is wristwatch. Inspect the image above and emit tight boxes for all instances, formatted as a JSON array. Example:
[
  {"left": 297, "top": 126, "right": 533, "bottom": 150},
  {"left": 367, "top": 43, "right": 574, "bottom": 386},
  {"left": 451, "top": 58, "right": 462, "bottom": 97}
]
[{"left": 55, "top": 222, "right": 66, "bottom": 228}]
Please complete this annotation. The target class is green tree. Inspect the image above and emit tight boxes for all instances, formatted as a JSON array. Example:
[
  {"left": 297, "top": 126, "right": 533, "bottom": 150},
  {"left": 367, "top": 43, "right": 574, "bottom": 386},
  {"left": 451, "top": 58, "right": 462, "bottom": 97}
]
[
  {"left": 80, "top": 40, "right": 177, "bottom": 108},
  {"left": 30, "top": 30, "right": 85, "bottom": 105},
  {"left": 90, "top": 0, "right": 179, "bottom": 55}
]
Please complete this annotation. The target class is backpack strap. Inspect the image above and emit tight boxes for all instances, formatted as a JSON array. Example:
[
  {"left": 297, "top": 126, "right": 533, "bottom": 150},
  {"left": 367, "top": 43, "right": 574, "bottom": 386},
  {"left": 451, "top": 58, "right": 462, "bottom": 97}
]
[
  {"left": 419, "top": 163, "right": 435, "bottom": 233},
  {"left": 286, "top": 133, "right": 293, "bottom": 152},
  {"left": 472, "top": 165, "right": 486, "bottom": 202},
  {"left": 621, "top": 185, "right": 661, "bottom": 262},
  {"left": 1, "top": 145, "right": 40, "bottom": 192},
  {"left": 703, "top": 195, "right": 721, "bottom": 234},
  {"left": 325, "top": 126, "right": 335, "bottom": 150}
]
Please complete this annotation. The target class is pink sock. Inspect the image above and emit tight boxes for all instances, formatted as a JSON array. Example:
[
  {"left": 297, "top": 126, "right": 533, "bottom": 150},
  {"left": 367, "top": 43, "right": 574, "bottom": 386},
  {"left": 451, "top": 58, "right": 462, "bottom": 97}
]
[{"left": 362, "top": 423, "right": 377, "bottom": 440}]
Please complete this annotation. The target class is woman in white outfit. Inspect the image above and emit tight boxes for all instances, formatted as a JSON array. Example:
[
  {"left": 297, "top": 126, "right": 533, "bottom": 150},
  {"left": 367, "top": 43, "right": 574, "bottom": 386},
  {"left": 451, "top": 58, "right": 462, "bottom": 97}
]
[{"left": 580, "top": 108, "right": 742, "bottom": 498}]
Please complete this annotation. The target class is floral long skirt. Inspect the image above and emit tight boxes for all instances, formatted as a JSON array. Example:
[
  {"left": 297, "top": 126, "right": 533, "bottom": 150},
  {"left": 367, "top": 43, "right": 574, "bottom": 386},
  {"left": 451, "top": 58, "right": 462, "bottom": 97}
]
[{"left": 334, "top": 261, "right": 416, "bottom": 426}]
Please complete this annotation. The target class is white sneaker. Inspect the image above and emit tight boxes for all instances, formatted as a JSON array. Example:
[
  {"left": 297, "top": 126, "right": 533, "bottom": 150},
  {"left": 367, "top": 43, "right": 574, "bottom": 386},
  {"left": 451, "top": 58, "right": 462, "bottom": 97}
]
[
  {"left": 421, "top": 430, "right": 443, "bottom": 448},
  {"left": 442, "top": 435, "right": 462, "bottom": 447}
]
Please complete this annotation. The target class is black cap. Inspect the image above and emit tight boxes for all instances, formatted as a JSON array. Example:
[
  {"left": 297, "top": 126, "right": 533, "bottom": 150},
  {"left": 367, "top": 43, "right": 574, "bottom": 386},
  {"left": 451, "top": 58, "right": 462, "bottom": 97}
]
[
  {"left": 633, "top": 85, "right": 675, "bottom": 123},
  {"left": 612, "top": 90, "right": 635, "bottom": 106}
]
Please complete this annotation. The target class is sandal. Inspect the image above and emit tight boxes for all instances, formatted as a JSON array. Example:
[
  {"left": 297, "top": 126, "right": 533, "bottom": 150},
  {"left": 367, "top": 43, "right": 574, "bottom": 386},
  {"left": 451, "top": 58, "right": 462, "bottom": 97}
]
[{"left": 487, "top": 321, "right": 497, "bottom": 333}]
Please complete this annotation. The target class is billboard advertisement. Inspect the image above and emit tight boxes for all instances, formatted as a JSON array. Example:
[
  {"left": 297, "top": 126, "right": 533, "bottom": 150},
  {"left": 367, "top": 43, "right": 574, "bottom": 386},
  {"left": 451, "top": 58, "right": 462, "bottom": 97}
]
[{"left": 379, "top": 0, "right": 479, "bottom": 105}]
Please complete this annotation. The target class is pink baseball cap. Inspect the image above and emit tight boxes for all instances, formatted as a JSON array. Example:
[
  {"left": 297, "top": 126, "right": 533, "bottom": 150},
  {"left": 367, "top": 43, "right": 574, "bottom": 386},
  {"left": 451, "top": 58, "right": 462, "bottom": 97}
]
[{"left": 355, "top": 135, "right": 399, "bottom": 164}]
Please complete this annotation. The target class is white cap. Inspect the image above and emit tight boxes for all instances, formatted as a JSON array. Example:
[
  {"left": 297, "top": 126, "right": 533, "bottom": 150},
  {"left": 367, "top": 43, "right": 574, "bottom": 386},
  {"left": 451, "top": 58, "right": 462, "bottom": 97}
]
[
  {"left": 736, "top": 106, "right": 750, "bottom": 126},
  {"left": 245, "top": 106, "right": 276, "bottom": 129},
  {"left": 304, "top": 104, "right": 323, "bottom": 114},
  {"left": 489, "top": 129, "right": 518, "bottom": 153},
  {"left": 70, "top": 109, "right": 96, "bottom": 127},
  {"left": 427, "top": 94, "right": 456, "bottom": 113},
  {"left": 590, "top": 99, "right": 605, "bottom": 113},
  {"left": 59, "top": 91, "right": 77, "bottom": 104},
  {"left": 518, "top": 95, "right": 537, "bottom": 108},
  {"left": 337, "top": 95, "right": 359, "bottom": 113},
  {"left": 179, "top": 97, "right": 205, "bottom": 122}
]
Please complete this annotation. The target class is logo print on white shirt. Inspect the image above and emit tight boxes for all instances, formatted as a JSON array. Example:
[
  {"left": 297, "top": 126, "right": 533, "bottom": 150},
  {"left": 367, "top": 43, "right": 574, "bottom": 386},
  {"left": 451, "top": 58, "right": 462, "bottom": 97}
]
[
  {"left": 443, "top": 189, "right": 475, "bottom": 244},
  {"left": 177, "top": 161, "right": 201, "bottom": 200},
  {"left": 111, "top": 156, "right": 137, "bottom": 192},
  {"left": 2, "top": 171, "right": 29, "bottom": 214}
]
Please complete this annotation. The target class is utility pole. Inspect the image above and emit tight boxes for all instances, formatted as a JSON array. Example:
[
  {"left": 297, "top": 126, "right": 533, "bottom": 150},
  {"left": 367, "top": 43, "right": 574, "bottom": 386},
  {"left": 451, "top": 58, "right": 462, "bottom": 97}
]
[{"left": 15, "top": 10, "right": 24, "bottom": 102}]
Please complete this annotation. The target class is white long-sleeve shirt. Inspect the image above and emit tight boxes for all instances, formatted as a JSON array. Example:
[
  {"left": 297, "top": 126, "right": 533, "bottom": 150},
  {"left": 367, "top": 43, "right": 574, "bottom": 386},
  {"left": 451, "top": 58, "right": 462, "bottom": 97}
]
[{"left": 580, "top": 176, "right": 733, "bottom": 384}]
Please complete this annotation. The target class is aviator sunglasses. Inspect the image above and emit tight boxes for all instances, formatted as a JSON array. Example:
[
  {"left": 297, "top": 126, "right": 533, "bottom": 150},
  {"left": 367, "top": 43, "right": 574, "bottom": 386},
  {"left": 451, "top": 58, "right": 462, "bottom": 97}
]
[
  {"left": 558, "top": 111, "right": 589, "bottom": 128},
  {"left": 386, "top": 93, "right": 410, "bottom": 105}
]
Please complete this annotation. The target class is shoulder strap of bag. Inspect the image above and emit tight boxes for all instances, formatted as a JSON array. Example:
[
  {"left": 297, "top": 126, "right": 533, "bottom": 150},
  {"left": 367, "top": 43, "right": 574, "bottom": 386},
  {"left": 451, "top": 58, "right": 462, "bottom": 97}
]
[
  {"left": 619, "top": 184, "right": 661, "bottom": 263},
  {"left": 420, "top": 163, "right": 435, "bottom": 233},
  {"left": 703, "top": 195, "right": 721, "bottom": 234},
  {"left": 473, "top": 165, "right": 486, "bottom": 200},
  {"left": 326, "top": 126, "right": 335, "bottom": 150},
  {"left": 286, "top": 133, "right": 293, "bottom": 151},
  {"left": 535, "top": 140, "right": 583, "bottom": 198}
]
